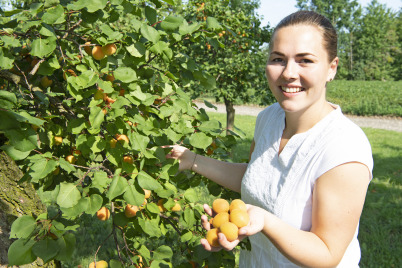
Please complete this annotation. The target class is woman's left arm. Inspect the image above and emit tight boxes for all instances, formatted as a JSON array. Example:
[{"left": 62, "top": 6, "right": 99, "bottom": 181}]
[{"left": 201, "top": 162, "right": 371, "bottom": 268}]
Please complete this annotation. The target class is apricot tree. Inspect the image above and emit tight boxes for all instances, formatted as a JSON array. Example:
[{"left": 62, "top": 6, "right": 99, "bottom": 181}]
[{"left": 0, "top": 0, "right": 239, "bottom": 267}]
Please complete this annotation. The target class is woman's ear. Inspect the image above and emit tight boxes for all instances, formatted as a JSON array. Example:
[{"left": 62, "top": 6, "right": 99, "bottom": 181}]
[{"left": 328, "top": 57, "right": 339, "bottom": 81}]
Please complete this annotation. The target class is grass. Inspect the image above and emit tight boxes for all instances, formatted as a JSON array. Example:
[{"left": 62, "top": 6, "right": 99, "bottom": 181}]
[{"left": 208, "top": 112, "right": 402, "bottom": 268}]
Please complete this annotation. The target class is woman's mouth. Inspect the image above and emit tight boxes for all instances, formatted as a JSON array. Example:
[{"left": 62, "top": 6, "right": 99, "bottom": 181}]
[{"left": 280, "top": 86, "right": 305, "bottom": 93}]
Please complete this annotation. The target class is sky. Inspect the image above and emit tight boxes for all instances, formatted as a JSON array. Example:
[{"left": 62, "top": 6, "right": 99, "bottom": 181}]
[{"left": 257, "top": 0, "right": 402, "bottom": 27}]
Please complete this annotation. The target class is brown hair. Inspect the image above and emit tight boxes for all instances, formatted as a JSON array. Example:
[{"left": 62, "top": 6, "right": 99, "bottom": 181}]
[{"left": 270, "top": 11, "right": 338, "bottom": 62}]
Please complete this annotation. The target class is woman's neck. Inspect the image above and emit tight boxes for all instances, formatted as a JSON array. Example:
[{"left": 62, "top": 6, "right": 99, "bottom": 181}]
[{"left": 283, "top": 101, "right": 335, "bottom": 137}]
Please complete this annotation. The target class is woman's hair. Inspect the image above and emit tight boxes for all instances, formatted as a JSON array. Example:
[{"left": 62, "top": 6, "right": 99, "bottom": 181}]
[{"left": 270, "top": 11, "right": 338, "bottom": 62}]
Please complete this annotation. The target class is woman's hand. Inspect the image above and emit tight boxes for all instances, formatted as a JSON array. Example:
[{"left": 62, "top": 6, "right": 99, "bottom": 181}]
[
  {"left": 162, "top": 144, "right": 196, "bottom": 171},
  {"left": 200, "top": 204, "right": 267, "bottom": 251}
]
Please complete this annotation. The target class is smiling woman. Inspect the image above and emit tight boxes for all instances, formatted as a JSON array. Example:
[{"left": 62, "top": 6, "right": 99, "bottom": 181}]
[{"left": 166, "top": 10, "right": 373, "bottom": 268}]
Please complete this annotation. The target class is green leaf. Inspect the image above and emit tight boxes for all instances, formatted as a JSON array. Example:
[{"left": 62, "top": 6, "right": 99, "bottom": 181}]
[
  {"left": 179, "top": 21, "right": 201, "bottom": 35},
  {"left": 140, "top": 23, "right": 160, "bottom": 43},
  {"left": 114, "top": 67, "right": 137, "bottom": 83},
  {"left": 5, "top": 128, "right": 37, "bottom": 152},
  {"left": 1, "top": 145, "right": 31, "bottom": 160},
  {"left": 57, "top": 183, "right": 81, "bottom": 208},
  {"left": 161, "top": 15, "right": 184, "bottom": 31},
  {"left": 181, "top": 231, "right": 192, "bottom": 242},
  {"left": 88, "top": 106, "right": 105, "bottom": 132},
  {"left": 9, "top": 216, "right": 36, "bottom": 239},
  {"left": 0, "top": 90, "right": 16, "bottom": 110},
  {"left": 152, "top": 245, "right": 173, "bottom": 261},
  {"left": 138, "top": 218, "right": 161, "bottom": 237},
  {"left": 184, "top": 188, "right": 197, "bottom": 203},
  {"left": 129, "top": 132, "right": 149, "bottom": 153},
  {"left": 59, "top": 158, "right": 76, "bottom": 173},
  {"left": 29, "top": 158, "right": 57, "bottom": 182},
  {"left": 41, "top": 4, "right": 65, "bottom": 24},
  {"left": 0, "top": 47, "right": 14, "bottom": 69},
  {"left": 60, "top": 197, "right": 89, "bottom": 217},
  {"left": 126, "top": 42, "right": 146, "bottom": 57},
  {"left": 67, "top": 0, "right": 108, "bottom": 13},
  {"left": 106, "top": 176, "right": 128, "bottom": 201},
  {"left": 110, "top": 259, "right": 124, "bottom": 268},
  {"left": 161, "top": 0, "right": 174, "bottom": 5},
  {"left": 7, "top": 238, "right": 36, "bottom": 265},
  {"left": 183, "top": 207, "right": 195, "bottom": 227},
  {"left": 85, "top": 194, "right": 103, "bottom": 215},
  {"left": 206, "top": 17, "right": 222, "bottom": 30},
  {"left": 203, "top": 100, "right": 217, "bottom": 110},
  {"left": 31, "top": 37, "right": 57, "bottom": 58},
  {"left": 146, "top": 202, "right": 160, "bottom": 214},
  {"left": 123, "top": 184, "right": 145, "bottom": 206},
  {"left": 145, "top": 6, "right": 157, "bottom": 25},
  {"left": 137, "top": 171, "right": 162, "bottom": 191},
  {"left": 32, "top": 238, "right": 59, "bottom": 263},
  {"left": 55, "top": 233, "right": 76, "bottom": 261},
  {"left": 189, "top": 132, "right": 213, "bottom": 149}
]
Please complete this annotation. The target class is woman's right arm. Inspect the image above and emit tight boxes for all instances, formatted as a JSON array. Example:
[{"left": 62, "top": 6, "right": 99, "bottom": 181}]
[{"left": 164, "top": 141, "right": 255, "bottom": 193}]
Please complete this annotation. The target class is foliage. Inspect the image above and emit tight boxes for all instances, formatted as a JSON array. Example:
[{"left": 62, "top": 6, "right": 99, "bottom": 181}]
[
  {"left": 179, "top": 0, "right": 274, "bottom": 130},
  {"left": 296, "top": 0, "right": 402, "bottom": 81},
  {"left": 326, "top": 80, "right": 402, "bottom": 117},
  {"left": 0, "top": 0, "right": 244, "bottom": 266}
]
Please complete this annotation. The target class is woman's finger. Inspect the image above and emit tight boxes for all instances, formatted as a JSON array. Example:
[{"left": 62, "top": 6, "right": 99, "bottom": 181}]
[
  {"left": 217, "top": 233, "right": 240, "bottom": 251},
  {"left": 200, "top": 238, "right": 222, "bottom": 252},
  {"left": 201, "top": 215, "right": 211, "bottom": 231},
  {"left": 203, "top": 204, "right": 214, "bottom": 217}
]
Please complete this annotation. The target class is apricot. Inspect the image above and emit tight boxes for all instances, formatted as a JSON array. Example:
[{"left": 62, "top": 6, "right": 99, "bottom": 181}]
[
  {"left": 104, "top": 96, "right": 116, "bottom": 104},
  {"left": 54, "top": 136, "right": 63, "bottom": 145},
  {"left": 109, "top": 138, "right": 117, "bottom": 148},
  {"left": 116, "top": 134, "right": 129, "bottom": 144},
  {"left": 89, "top": 260, "right": 108, "bottom": 268},
  {"left": 206, "top": 228, "right": 220, "bottom": 247},
  {"left": 171, "top": 202, "right": 181, "bottom": 212},
  {"left": 212, "top": 198, "right": 229, "bottom": 214},
  {"left": 105, "top": 73, "right": 115, "bottom": 82},
  {"left": 219, "top": 222, "right": 238, "bottom": 242},
  {"left": 65, "top": 155, "right": 76, "bottom": 164},
  {"left": 119, "top": 89, "right": 125, "bottom": 96},
  {"left": 229, "top": 209, "right": 250, "bottom": 228},
  {"left": 92, "top": 46, "right": 105, "bottom": 60},
  {"left": 102, "top": 43, "right": 117, "bottom": 56},
  {"left": 125, "top": 204, "right": 139, "bottom": 218},
  {"left": 40, "top": 76, "right": 53, "bottom": 88},
  {"left": 144, "top": 189, "right": 151, "bottom": 199},
  {"left": 212, "top": 212, "right": 229, "bottom": 228},
  {"left": 123, "top": 155, "right": 134, "bottom": 164},
  {"left": 229, "top": 199, "right": 247, "bottom": 212},
  {"left": 157, "top": 199, "right": 167, "bottom": 212},
  {"left": 52, "top": 167, "right": 60, "bottom": 175},
  {"left": 84, "top": 42, "right": 92, "bottom": 55},
  {"left": 96, "top": 207, "right": 110, "bottom": 221}
]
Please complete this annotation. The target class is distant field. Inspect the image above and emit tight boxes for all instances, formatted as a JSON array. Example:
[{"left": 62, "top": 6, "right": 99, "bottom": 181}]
[{"left": 326, "top": 80, "right": 401, "bottom": 117}]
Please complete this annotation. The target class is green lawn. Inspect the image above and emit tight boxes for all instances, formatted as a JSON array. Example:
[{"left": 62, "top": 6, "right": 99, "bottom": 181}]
[{"left": 208, "top": 112, "right": 402, "bottom": 268}]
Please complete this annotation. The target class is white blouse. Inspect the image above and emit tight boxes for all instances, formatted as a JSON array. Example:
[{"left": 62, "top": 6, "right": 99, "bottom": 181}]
[{"left": 239, "top": 103, "right": 373, "bottom": 268}]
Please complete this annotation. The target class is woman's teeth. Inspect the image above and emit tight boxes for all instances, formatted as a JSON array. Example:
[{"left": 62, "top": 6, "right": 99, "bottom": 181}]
[{"left": 281, "top": 87, "right": 303, "bottom": 93}]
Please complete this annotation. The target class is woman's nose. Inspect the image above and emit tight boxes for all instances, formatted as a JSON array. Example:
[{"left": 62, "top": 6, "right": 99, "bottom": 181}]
[{"left": 281, "top": 61, "right": 298, "bottom": 80}]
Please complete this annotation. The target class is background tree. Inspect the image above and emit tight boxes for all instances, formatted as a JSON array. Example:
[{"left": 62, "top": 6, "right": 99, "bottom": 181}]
[
  {"left": 0, "top": 0, "right": 241, "bottom": 266},
  {"left": 181, "top": 0, "right": 273, "bottom": 132}
]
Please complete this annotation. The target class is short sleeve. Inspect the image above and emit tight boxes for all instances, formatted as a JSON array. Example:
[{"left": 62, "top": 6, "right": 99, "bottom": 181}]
[{"left": 314, "top": 124, "right": 373, "bottom": 180}]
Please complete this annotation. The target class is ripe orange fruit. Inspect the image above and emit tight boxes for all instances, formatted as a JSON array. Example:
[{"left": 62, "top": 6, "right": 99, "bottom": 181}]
[
  {"left": 89, "top": 260, "right": 108, "bottom": 268},
  {"left": 65, "top": 155, "right": 76, "bottom": 164},
  {"left": 212, "top": 199, "right": 229, "bottom": 214},
  {"left": 212, "top": 212, "right": 229, "bottom": 228},
  {"left": 144, "top": 189, "right": 151, "bottom": 199},
  {"left": 171, "top": 202, "right": 181, "bottom": 212},
  {"left": 54, "top": 136, "right": 63, "bottom": 145},
  {"left": 219, "top": 222, "right": 238, "bottom": 242},
  {"left": 229, "top": 209, "right": 250, "bottom": 228},
  {"left": 125, "top": 204, "right": 139, "bottom": 218},
  {"left": 116, "top": 134, "right": 129, "bottom": 144},
  {"left": 105, "top": 73, "right": 115, "bottom": 82},
  {"left": 157, "top": 199, "right": 166, "bottom": 212},
  {"left": 84, "top": 42, "right": 92, "bottom": 55},
  {"left": 229, "top": 199, "right": 247, "bottom": 212},
  {"left": 96, "top": 207, "right": 110, "bottom": 221},
  {"left": 102, "top": 43, "right": 117, "bottom": 56},
  {"left": 123, "top": 155, "right": 134, "bottom": 164},
  {"left": 206, "top": 228, "right": 220, "bottom": 247},
  {"left": 92, "top": 46, "right": 105, "bottom": 60}
]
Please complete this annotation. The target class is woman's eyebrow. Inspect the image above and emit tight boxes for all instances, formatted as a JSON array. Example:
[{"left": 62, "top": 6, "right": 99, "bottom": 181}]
[{"left": 270, "top": 51, "right": 317, "bottom": 57}]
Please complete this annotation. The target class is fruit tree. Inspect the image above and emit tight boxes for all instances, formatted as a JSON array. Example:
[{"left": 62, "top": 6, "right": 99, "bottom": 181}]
[{"left": 0, "top": 0, "right": 241, "bottom": 266}]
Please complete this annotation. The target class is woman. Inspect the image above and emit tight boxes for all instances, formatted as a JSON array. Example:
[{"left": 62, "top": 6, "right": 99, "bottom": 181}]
[{"left": 166, "top": 11, "right": 373, "bottom": 267}]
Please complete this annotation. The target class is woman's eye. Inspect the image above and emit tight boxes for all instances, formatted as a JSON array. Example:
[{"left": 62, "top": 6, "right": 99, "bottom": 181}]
[
  {"left": 300, "top": 59, "right": 313, "bottom": 63},
  {"left": 271, "top": 58, "right": 283, "bottom": 63}
]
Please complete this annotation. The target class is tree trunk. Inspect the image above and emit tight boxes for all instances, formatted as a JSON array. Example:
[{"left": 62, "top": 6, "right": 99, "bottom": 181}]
[
  {"left": 0, "top": 151, "right": 57, "bottom": 267},
  {"left": 224, "top": 97, "right": 235, "bottom": 134}
]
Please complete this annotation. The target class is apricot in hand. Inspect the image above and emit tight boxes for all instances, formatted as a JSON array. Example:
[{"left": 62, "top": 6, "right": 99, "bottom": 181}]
[
  {"left": 219, "top": 222, "right": 239, "bottom": 242},
  {"left": 212, "top": 198, "right": 229, "bottom": 213},
  {"left": 206, "top": 228, "right": 220, "bottom": 247}
]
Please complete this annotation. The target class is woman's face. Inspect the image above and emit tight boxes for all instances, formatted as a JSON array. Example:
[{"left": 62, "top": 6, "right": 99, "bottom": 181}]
[{"left": 265, "top": 24, "right": 338, "bottom": 114}]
